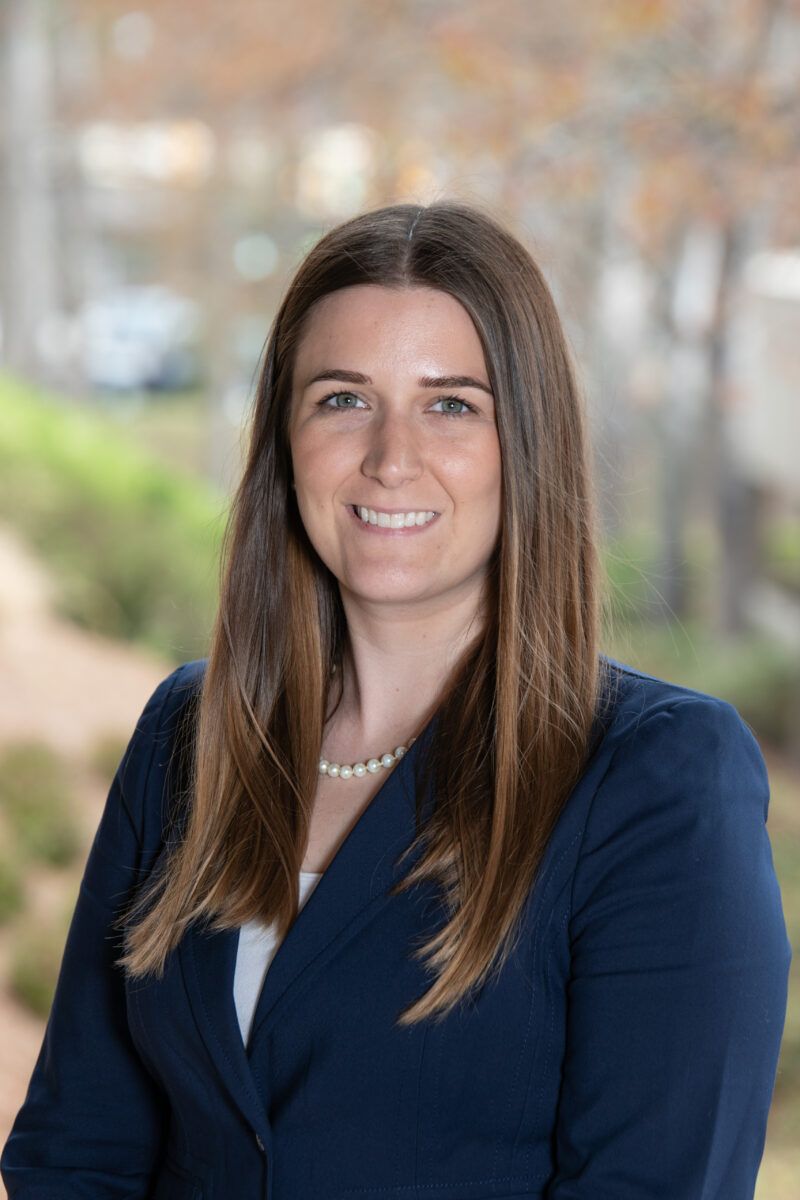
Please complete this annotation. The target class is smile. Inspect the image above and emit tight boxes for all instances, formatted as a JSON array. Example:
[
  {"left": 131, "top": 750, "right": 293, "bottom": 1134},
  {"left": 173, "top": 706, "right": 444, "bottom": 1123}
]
[{"left": 348, "top": 504, "right": 440, "bottom": 534}]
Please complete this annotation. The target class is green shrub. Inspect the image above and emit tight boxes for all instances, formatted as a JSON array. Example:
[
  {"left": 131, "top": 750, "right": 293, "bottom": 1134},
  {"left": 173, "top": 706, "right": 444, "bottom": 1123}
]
[
  {"left": 0, "top": 852, "right": 24, "bottom": 924},
  {"left": 0, "top": 741, "right": 82, "bottom": 867},
  {"left": 87, "top": 732, "right": 130, "bottom": 784},
  {"left": 764, "top": 515, "right": 800, "bottom": 594},
  {"left": 601, "top": 521, "right": 800, "bottom": 752},
  {"left": 0, "top": 372, "right": 226, "bottom": 660},
  {"left": 601, "top": 522, "right": 717, "bottom": 631},
  {"left": 8, "top": 908, "right": 73, "bottom": 1019},
  {"left": 601, "top": 529, "right": 660, "bottom": 627}
]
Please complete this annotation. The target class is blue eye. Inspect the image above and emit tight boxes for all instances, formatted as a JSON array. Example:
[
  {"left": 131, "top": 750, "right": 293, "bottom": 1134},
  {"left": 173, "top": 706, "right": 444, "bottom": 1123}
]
[
  {"left": 316, "top": 390, "right": 477, "bottom": 418},
  {"left": 431, "top": 396, "right": 477, "bottom": 417},
  {"left": 317, "top": 391, "right": 367, "bottom": 411}
]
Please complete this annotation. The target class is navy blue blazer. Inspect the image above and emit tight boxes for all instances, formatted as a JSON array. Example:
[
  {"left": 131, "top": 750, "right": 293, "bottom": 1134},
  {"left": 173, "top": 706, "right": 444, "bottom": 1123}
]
[{"left": 1, "top": 656, "right": 791, "bottom": 1199}]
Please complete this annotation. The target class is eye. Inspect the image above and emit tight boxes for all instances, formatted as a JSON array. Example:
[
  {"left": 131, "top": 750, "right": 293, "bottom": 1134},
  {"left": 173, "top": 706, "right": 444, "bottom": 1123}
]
[
  {"left": 317, "top": 390, "right": 368, "bottom": 411},
  {"left": 430, "top": 395, "right": 478, "bottom": 418}
]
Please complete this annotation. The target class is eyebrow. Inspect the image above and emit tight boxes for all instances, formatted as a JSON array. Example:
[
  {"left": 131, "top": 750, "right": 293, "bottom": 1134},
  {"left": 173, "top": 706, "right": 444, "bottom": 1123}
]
[{"left": 304, "top": 368, "right": 494, "bottom": 396}]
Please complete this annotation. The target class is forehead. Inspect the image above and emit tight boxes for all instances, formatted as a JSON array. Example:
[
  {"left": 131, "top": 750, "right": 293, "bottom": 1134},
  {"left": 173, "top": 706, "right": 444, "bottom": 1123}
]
[{"left": 293, "top": 284, "right": 488, "bottom": 374}]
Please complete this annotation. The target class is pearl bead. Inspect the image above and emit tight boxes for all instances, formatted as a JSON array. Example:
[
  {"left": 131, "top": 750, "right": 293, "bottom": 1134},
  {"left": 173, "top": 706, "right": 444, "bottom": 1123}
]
[{"left": 318, "top": 737, "right": 415, "bottom": 780}]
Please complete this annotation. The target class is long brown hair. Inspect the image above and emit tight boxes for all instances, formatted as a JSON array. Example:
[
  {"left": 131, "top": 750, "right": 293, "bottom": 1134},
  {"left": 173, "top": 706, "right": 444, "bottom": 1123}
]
[{"left": 119, "top": 199, "right": 615, "bottom": 1026}]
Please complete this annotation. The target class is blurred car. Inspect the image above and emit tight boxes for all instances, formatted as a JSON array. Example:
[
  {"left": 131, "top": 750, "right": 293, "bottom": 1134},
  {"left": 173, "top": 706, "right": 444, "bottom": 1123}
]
[{"left": 79, "top": 285, "right": 204, "bottom": 392}]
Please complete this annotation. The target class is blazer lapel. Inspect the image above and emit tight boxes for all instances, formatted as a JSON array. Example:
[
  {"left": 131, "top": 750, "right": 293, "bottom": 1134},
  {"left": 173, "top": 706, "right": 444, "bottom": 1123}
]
[
  {"left": 178, "top": 711, "right": 439, "bottom": 1131},
  {"left": 179, "top": 920, "right": 270, "bottom": 1139},
  {"left": 247, "top": 712, "right": 439, "bottom": 1054}
]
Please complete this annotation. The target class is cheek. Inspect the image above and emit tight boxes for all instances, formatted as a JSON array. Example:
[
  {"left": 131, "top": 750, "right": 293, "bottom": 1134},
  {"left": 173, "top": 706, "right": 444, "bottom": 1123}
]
[
  {"left": 442, "top": 440, "right": 502, "bottom": 501},
  {"left": 292, "top": 435, "right": 347, "bottom": 494}
]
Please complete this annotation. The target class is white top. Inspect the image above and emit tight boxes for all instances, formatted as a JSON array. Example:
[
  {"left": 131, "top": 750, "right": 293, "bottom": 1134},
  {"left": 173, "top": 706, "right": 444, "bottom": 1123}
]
[{"left": 233, "top": 870, "right": 323, "bottom": 1047}]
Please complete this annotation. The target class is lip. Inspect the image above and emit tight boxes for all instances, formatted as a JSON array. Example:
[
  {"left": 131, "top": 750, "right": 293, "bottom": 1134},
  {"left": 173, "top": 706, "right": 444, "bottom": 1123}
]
[{"left": 346, "top": 504, "right": 440, "bottom": 535}]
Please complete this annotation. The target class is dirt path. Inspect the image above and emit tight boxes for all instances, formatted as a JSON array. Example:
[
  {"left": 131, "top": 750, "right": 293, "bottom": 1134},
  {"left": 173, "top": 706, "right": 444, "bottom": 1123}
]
[
  {"left": 0, "top": 522, "right": 175, "bottom": 1164},
  {"left": 0, "top": 525, "right": 174, "bottom": 757}
]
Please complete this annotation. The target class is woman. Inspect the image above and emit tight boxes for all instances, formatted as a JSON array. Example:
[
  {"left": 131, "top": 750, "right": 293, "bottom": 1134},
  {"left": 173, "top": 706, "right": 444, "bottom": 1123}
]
[{"left": 2, "top": 201, "right": 791, "bottom": 1199}]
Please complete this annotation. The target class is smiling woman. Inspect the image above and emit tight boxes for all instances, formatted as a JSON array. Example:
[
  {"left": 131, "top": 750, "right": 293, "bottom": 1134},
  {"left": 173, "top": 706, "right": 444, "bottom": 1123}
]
[{"left": 1, "top": 201, "right": 790, "bottom": 1200}]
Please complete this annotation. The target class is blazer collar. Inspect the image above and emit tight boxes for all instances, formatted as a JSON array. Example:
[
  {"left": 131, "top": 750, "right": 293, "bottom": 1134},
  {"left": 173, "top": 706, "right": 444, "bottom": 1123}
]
[{"left": 178, "top": 712, "right": 439, "bottom": 1136}]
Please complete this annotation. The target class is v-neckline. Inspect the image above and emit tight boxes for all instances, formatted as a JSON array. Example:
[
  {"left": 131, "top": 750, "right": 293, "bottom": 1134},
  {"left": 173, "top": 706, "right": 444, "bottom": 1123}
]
[{"left": 178, "top": 701, "right": 442, "bottom": 1135}]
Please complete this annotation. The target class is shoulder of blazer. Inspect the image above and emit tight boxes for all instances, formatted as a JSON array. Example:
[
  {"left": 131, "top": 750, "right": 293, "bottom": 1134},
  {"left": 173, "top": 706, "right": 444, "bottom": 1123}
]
[
  {"left": 597, "top": 652, "right": 758, "bottom": 750},
  {"left": 591, "top": 654, "right": 769, "bottom": 830}
]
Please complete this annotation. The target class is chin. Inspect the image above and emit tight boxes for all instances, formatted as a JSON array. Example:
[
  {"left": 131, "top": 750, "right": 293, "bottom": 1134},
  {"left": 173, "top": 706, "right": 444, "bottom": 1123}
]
[{"left": 338, "top": 574, "right": 439, "bottom": 602}]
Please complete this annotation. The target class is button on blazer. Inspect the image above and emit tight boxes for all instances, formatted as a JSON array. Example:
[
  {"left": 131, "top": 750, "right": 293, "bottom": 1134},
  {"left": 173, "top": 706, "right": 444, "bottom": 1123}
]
[{"left": 1, "top": 655, "right": 792, "bottom": 1199}]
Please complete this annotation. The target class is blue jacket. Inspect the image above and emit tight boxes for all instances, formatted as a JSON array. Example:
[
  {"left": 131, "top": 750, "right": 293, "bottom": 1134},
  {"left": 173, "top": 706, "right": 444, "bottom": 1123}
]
[{"left": 1, "top": 656, "right": 791, "bottom": 1199}]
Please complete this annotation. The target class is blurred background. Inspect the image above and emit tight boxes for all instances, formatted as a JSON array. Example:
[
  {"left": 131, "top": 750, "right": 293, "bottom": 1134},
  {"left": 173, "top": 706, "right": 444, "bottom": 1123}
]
[{"left": 0, "top": 0, "right": 798, "bottom": 1192}]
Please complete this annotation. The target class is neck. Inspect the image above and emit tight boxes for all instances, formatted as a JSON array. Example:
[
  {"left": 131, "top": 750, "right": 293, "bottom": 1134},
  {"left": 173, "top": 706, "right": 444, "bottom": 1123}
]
[{"left": 325, "top": 587, "right": 487, "bottom": 750}]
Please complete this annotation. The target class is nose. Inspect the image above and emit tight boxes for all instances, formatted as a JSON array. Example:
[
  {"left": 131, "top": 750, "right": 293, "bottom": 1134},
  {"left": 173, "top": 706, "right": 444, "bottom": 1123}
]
[{"left": 359, "top": 407, "right": 424, "bottom": 489}]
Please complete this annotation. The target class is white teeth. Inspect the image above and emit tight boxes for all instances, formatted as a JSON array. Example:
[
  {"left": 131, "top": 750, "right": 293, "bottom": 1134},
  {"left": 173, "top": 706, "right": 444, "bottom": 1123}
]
[{"left": 354, "top": 506, "right": 436, "bottom": 528}]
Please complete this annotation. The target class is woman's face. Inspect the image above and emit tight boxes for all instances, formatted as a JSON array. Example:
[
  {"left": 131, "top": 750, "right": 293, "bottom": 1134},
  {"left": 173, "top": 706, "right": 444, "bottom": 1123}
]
[{"left": 288, "top": 284, "right": 502, "bottom": 610}]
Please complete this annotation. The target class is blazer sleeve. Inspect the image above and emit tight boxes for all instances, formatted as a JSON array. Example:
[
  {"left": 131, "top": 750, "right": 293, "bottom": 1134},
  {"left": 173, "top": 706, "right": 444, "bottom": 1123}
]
[
  {"left": 0, "top": 665, "right": 187, "bottom": 1200},
  {"left": 546, "top": 696, "right": 792, "bottom": 1200}
]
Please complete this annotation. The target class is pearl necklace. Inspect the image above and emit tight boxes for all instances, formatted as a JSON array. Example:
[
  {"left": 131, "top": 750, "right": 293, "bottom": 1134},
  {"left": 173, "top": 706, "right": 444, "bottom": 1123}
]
[{"left": 319, "top": 737, "right": 417, "bottom": 781}]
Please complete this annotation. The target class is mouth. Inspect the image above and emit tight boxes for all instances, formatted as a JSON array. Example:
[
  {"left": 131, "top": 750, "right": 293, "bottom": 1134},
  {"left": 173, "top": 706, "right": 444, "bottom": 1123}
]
[{"left": 347, "top": 503, "right": 440, "bottom": 534}]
